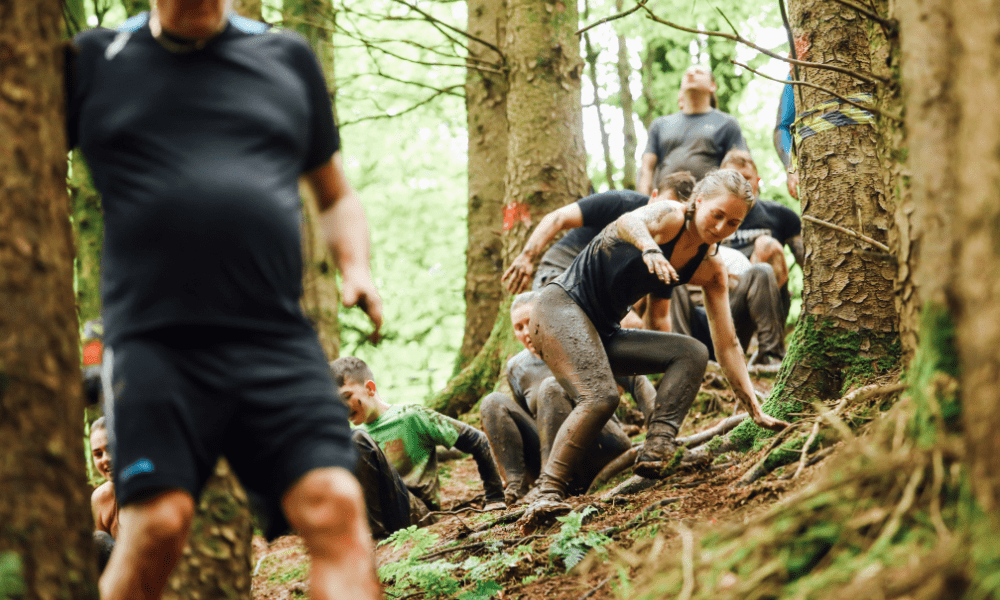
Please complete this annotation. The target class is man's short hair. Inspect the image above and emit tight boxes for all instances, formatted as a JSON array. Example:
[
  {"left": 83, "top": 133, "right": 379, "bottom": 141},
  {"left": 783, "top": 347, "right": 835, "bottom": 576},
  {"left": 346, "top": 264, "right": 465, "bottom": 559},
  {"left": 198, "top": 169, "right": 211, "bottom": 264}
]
[
  {"left": 510, "top": 291, "right": 538, "bottom": 317},
  {"left": 91, "top": 416, "right": 106, "bottom": 432},
  {"left": 720, "top": 149, "right": 758, "bottom": 176},
  {"left": 654, "top": 170, "right": 696, "bottom": 201},
  {"left": 329, "top": 356, "right": 374, "bottom": 387}
]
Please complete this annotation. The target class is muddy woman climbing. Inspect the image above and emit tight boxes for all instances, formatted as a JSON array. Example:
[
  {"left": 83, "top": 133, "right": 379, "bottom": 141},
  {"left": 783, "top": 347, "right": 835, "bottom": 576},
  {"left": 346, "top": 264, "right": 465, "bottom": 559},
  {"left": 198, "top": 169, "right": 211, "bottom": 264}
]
[{"left": 523, "top": 169, "right": 789, "bottom": 509}]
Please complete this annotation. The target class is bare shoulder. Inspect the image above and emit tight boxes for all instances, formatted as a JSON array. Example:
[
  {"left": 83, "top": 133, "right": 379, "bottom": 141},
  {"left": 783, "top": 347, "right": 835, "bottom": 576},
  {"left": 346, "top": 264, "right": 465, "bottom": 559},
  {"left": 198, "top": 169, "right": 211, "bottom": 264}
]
[
  {"left": 688, "top": 248, "right": 727, "bottom": 289},
  {"left": 92, "top": 481, "right": 115, "bottom": 506}
]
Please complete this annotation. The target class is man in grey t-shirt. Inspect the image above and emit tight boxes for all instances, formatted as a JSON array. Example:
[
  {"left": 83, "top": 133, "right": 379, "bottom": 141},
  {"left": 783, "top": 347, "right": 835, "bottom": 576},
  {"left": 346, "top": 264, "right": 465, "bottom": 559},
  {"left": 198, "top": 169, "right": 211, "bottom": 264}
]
[{"left": 638, "top": 65, "right": 749, "bottom": 192}]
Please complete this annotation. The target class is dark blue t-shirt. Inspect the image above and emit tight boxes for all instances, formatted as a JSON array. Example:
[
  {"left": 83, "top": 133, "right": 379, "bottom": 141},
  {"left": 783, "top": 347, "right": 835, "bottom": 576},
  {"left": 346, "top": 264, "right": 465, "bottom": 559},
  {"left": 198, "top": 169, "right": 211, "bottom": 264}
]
[{"left": 67, "top": 13, "right": 339, "bottom": 344}]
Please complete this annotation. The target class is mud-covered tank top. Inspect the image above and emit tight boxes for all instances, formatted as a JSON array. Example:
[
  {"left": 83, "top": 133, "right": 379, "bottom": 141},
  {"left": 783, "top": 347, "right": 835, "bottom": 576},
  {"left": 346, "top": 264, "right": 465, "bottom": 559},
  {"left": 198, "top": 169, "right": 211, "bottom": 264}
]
[{"left": 551, "top": 216, "right": 710, "bottom": 340}]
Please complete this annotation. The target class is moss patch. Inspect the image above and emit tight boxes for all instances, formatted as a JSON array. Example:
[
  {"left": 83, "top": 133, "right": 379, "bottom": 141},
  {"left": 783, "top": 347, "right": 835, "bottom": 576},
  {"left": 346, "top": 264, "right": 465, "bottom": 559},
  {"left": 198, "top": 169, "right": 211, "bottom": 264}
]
[{"left": 728, "top": 315, "right": 901, "bottom": 451}]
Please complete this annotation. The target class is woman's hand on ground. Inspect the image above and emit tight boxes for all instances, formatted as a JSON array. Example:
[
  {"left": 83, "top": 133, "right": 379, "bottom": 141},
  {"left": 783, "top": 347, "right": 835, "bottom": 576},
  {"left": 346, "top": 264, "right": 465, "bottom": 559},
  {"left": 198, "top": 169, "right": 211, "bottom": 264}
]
[{"left": 752, "top": 411, "right": 790, "bottom": 432}]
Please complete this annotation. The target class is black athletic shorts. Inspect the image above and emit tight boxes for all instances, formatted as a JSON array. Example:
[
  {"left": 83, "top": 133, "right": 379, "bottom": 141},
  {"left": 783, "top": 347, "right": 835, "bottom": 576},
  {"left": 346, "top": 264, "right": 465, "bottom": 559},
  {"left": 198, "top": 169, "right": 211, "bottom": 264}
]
[{"left": 101, "top": 325, "right": 355, "bottom": 538}]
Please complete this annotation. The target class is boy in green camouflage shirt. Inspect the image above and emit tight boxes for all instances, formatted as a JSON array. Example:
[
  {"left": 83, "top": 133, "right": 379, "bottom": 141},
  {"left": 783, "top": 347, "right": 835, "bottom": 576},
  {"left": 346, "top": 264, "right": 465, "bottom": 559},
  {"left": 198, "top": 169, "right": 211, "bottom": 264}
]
[{"left": 331, "top": 357, "right": 506, "bottom": 513}]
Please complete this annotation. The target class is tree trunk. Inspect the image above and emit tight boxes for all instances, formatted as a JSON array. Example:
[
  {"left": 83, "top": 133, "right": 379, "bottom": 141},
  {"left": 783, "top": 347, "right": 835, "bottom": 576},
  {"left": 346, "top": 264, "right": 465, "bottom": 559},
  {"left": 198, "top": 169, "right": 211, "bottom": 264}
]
[
  {"left": 584, "top": 32, "right": 615, "bottom": 189},
  {"left": 458, "top": 0, "right": 508, "bottom": 370},
  {"left": 0, "top": 1, "right": 98, "bottom": 598},
  {"left": 727, "top": 0, "right": 900, "bottom": 449},
  {"left": 162, "top": 460, "right": 254, "bottom": 600},
  {"left": 615, "top": 0, "right": 637, "bottom": 191},
  {"left": 431, "top": 0, "right": 589, "bottom": 416},
  {"left": 284, "top": 0, "right": 341, "bottom": 358}
]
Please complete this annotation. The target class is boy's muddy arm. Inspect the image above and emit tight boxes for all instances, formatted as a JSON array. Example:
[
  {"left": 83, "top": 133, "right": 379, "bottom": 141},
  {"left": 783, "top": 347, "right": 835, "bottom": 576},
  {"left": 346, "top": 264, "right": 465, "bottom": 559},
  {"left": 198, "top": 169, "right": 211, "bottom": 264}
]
[{"left": 453, "top": 425, "right": 507, "bottom": 507}]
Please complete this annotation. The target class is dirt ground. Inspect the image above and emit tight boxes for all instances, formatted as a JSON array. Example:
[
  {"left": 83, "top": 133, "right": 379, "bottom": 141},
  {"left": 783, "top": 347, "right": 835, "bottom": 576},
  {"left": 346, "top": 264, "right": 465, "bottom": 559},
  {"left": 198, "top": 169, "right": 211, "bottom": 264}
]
[{"left": 251, "top": 368, "right": 831, "bottom": 600}]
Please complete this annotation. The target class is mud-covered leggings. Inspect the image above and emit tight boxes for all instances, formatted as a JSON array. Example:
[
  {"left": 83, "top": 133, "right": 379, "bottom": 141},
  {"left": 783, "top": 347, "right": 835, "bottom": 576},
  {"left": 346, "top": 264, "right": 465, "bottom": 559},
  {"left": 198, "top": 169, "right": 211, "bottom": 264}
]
[
  {"left": 481, "top": 378, "right": 631, "bottom": 497},
  {"left": 530, "top": 285, "right": 709, "bottom": 493}
]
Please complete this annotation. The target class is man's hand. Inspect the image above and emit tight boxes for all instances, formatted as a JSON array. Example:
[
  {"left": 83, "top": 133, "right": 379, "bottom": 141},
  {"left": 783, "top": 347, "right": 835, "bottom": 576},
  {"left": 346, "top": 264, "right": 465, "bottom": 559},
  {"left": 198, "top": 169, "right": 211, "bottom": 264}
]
[
  {"left": 786, "top": 171, "right": 799, "bottom": 199},
  {"left": 341, "top": 271, "right": 383, "bottom": 344},
  {"left": 502, "top": 252, "right": 534, "bottom": 294}
]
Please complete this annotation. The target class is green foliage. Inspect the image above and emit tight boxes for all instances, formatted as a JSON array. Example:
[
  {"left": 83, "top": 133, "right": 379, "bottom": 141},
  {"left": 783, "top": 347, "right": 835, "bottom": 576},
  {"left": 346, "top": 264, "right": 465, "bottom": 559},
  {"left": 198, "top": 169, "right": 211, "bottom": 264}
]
[
  {"left": 549, "top": 507, "right": 611, "bottom": 572},
  {"left": 457, "top": 580, "right": 503, "bottom": 600},
  {"left": 906, "top": 302, "right": 961, "bottom": 446},
  {"left": 0, "top": 552, "right": 25, "bottom": 600},
  {"left": 267, "top": 562, "right": 308, "bottom": 585}
]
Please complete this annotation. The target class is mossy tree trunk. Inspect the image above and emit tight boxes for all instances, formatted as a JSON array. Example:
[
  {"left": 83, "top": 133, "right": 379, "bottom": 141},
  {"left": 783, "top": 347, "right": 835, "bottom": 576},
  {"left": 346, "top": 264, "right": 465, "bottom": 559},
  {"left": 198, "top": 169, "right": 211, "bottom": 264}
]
[
  {"left": 458, "top": 0, "right": 508, "bottom": 370},
  {"left": 432, "top": 0, "right": 590, "bottom": 416},
  {"left": 0, "top": 1, "right": 98, "bottom": 597},
  {"left": 728, "top": 0, "right": 900, "bottom": 448}
]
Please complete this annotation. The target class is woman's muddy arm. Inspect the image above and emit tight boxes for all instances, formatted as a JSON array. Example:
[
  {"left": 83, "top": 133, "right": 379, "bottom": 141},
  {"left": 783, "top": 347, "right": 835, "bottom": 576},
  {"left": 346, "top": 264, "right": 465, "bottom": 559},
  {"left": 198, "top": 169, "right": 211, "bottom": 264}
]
[{"left": 700, "top": 261, "right": 789, "bottom": 432}]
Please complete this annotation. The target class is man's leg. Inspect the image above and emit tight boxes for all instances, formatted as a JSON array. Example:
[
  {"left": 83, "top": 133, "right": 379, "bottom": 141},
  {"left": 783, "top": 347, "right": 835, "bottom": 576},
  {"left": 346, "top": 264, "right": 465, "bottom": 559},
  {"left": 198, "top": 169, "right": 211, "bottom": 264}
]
[
  {"left": 99, "top": 490, "right": 195, "bottom": 600},
  {"left": 351, "top": 430, "right": 412, "bottom": 539},
  {"left": 535, "top": 378, "right": 631, "bottom": 495},
  {"left": 731, "top": 264, "right": 786, "bottom": 362},
  {"left": 480, "top": 392, "right": 541, "bottom": 504},
  {"left": 750, "top": 235, "right": 789, "bottom": 288},
  {"left": 283, "top": 467, "right": 380, "bottom": 600}
]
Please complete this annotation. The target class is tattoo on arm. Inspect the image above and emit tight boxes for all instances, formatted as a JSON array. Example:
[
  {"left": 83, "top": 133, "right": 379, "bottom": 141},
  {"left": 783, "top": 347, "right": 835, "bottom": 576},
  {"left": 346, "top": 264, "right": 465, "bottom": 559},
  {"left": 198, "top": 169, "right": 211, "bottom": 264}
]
[
  {"left": 614, "top": 203, "right": 676, "bottom": 250},
  {"left": 789, "top": 235, "right": 805, "bottom": 267}
]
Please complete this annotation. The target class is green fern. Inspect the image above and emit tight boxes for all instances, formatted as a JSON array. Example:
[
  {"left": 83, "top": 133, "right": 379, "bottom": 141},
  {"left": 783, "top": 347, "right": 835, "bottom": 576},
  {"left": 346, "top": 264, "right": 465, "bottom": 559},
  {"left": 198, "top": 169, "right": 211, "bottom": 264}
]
[
  {"left": 549, "top": 506, "right": 610, "bottom": 572},
  {"left": 457, "top": 580, "right": 502, "bottom": 600}
]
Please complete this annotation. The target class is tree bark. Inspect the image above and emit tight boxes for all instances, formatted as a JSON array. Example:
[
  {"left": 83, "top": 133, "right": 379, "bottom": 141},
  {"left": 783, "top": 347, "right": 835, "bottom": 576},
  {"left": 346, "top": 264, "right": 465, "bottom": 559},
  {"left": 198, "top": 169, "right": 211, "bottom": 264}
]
[
  {"left": 727, "top": 0, "right": 900, "bottom": 449},
  {"left": 458, "top": 0, "right": 508, "bottom": 370},
  {"left": 162, "top": 460, "right": 254, "bottom": 600},
  {"left": 284, "top": 0, "right": 341, "bottom": 358},
  {"left": 0, "top": 1, "right": 98, "bottom": 597},
  {"left": 432, "top": 0, "right": 589, "bottom": 416},
  {"left": 615, "top": 0, "right": 637, "bottom": 191}
]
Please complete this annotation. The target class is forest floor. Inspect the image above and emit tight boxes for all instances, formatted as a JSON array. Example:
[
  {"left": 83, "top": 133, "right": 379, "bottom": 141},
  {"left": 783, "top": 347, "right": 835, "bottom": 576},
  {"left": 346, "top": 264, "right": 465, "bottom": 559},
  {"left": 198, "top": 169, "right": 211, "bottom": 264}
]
[{"left": 250, "top": 366, "right": 841, "bottom": 600}]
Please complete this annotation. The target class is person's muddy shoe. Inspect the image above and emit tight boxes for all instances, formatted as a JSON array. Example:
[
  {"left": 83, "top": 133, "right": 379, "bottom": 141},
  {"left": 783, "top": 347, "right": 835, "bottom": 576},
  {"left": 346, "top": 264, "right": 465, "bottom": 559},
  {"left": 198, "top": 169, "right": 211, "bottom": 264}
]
[
  {"left": 633, "top": 435, "right": 683, "bottom": 479},
  {"left": 504, "top": 480, "right": 530, "bottom": 506},
  {"left": 516, "top": 493, "right": 572, "bottom": 534}
]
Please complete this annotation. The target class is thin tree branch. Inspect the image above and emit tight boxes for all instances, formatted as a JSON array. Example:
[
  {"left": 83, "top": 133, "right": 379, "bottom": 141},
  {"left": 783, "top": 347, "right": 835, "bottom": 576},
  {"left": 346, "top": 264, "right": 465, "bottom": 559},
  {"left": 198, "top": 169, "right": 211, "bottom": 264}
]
[
  {"left": 829, "top": 0, "right": 897, "bottom": 31},
  {"left": 802, "top": 215, "right": 891, "bottom": 253},
  {"left": 345, "top": 32, "right": 503, "bottom": 74},
  {"left": 639, "top": 4, "right": 887, "bottom": 84},
  {"left": 388, "top": 0, "right": 504, "bottom": 59},
  {"left": 729, "top": 59, "right": 899, "bottom": 122},
  {"left": 338, "top": 86, "right": 463, "bottom": 127},
  {"left": 576, "top": 0, "right": 647, "bottom": 35}
]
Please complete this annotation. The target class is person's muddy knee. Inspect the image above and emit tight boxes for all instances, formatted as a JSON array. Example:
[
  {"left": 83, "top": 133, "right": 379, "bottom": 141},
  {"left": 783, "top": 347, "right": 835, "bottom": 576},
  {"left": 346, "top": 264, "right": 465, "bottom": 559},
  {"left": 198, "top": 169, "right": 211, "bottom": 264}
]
[{"left": 480, "top": 392, "right": 509, "bottom": 425}]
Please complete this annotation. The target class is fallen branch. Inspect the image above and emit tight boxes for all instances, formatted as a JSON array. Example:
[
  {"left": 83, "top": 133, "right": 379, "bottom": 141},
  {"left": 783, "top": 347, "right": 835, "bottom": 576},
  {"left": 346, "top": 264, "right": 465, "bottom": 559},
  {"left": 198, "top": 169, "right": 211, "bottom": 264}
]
[
  {"left": 802, "top": 215, "right": 891, "bottom": 253},
  {"left": 416, "top": 534, "right": 547, "bottom": 563},
  {"left": 678, "top": 413, "right": 749, "bottom": 448},
  {"left": 578, "top": 576, "right": 612, "bottom": 600},
  {"left": 678, "top": 523, "right": 695, "bottom": 600}
]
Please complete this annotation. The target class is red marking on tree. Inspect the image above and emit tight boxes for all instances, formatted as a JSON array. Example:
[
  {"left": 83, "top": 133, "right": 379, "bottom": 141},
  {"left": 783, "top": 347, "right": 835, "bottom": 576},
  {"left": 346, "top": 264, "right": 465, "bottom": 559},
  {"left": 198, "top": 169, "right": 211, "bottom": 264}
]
[{"left": 503, "top": 202, "right": 532, "bottom": 231}]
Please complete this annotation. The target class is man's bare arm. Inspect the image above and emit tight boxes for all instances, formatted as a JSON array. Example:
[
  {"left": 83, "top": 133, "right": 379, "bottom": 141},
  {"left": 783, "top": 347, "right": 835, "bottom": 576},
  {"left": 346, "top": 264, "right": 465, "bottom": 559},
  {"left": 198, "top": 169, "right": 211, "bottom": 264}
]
[
  {"left": 502, "top": 203, "right": 584, "bottom": 294},
  {"left": 787, "top": 234, "right": 805, "bottom": 268},
  {"left": 301, "top": 152, "right": 383, "bottom": 340},
  {"left": 637, "top": 153, "right": 658, "bottom": 195}
]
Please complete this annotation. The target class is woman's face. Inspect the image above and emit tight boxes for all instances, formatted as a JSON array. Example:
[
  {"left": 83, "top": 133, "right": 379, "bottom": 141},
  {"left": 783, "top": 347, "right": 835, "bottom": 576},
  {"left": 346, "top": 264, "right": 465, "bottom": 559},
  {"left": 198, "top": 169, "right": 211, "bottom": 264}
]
[{"left": 692, "top": 192, "right": 748, "bottom": 246}]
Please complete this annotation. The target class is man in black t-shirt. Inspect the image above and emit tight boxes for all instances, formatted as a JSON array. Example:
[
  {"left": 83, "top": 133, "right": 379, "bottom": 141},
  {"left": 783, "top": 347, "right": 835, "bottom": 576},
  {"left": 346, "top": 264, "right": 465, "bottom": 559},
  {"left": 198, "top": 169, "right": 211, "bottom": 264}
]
[
  {"left": 67, "top": 2, "right": 381, "bottom": 599},
  {"left": 637, "top": 65, "right": 749, "bottom": 192},
  {"left": 719, "top": 150, "right": 804, "bottom": 320},
  {"left": 502, "top": 171, "right": 696, "bottom": 295}
]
